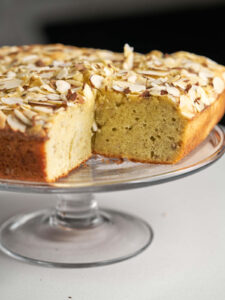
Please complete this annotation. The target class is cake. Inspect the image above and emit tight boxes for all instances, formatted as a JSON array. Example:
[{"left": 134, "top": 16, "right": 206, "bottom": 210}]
[{"left": 0, "top": 44, "right": 224, "bottom": 181}]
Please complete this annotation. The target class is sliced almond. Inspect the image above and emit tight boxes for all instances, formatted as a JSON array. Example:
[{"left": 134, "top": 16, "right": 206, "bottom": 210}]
[
  {"left": 41, "top": 84, "right": 55, "bottom": 93},
  {"left": 22, "top": 55, "right": 38, "bottom": 62},
  {"left": 103, "top": 67, "right": 112, "bottom": 77},
  {"left": 83, "top": 84, "right": 93, "bottom": 101},
  {"left": 23, "top": 109, "right": 37, "bottom": 120},
  {"left": 112, "top": 80, "right": 145, "bottom": 93},
  {"left": 137, "top": 70, "right": 169, "bottom": 76},
  {"left": 56, "top": 80, "right": 71, "bottom": 94},
  {"left": 123, "top": 44, "right": 134, "bottom": 70},
  {"left": 1, "top": 97, "right": 23, "bottom": 105},
  {"left": 127, "top": 74, "right": 137, "bottom": 83},
  {"left": 148, "top": 87, "right": 162, "bottom": 96},
  {"left": 181, "top": 110, "right": 195, "bottom": 119},
  {"left": 0, "top": 78, "right": 22, "bottom": 90},
  {"left": 47, "top": 94, "right": 61, "bottom": 100},
  {"left": 56, "top": 68, "right": 68, "bottom": 79},
  {"left": 0, "top": 110, "right": 6, "bottom": 129},
  {"left": 7, "top": 114, "right": 26, "bottom": 133},
  {"left": 7, "top": 71, "right": 16, "bottom": 79},
  {"left": 92, "top": 121, "right": 98, "bottom": 132},
  {"left": 32, "top": 106, "right": 53, "bottom": 114},
  {"left": 90, "top": 74, "right": 104, "bottom": 89},
  {"left": 166, "top": 86, "right": 180, "bottom": 97},
  {"left": 213, "top": 77, "right": 225, "bottom": 94},
  {"left": 14, "top": 109, "right": 32, "bottom": 126}
]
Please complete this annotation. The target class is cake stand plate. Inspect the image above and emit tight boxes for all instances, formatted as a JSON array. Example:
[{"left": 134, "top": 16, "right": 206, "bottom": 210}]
[{"left": 0, "top": 125, "right": 224, "bottom": 268}]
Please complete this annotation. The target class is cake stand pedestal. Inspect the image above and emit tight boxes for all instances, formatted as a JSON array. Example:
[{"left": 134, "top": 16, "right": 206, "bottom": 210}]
[{"left": 0, "top": 126, "right": 224, "bottom": 268}]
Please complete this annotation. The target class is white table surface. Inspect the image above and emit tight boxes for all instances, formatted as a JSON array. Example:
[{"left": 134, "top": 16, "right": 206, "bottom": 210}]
[{"left": 0, "top": 153, "right": 225, "bottom": 300}]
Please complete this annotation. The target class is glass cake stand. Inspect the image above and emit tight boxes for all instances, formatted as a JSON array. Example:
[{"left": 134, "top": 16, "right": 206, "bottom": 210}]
[{"left": 0, "top": 125, "right": 224, "bottom": 268}]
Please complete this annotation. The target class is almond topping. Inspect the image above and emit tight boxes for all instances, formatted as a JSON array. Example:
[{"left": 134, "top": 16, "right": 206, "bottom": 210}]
[
  {"left": 213, "top": 77, "right": 225, "bottom": 94},
  {"left": 56, "top": 80, "right": 71, "bottom": 94},
  {"left": 33, "top": 106, "right": 53, "bottom": 114},
  {"left": 7, "top": 114, "right": 26, "bottom": 132},
  {"left": 0, "top": 79, "right": 22, "bottom": 90},
  {"left": 14, "top": 109, "right": 32, "bottom": 125},
  {"left": 137, "top": 70, "right": 169, "bottom": 76},
  {"left": 166, "top": 86, "right": 180, "bottom": 97},
  {"left": 123, "top": 44, "right": 134, "bottom": 70},
  {"left": 90, "top": 74, "right": 104, "bottom": 89},
  {"left": 1, "top": 97, "right": 23, "bottom": 105},
  {"left": 83, "top": 84, "right": 93, "bottom": 101},
  {"left": 112, "top": 81, "right": 145, "bottom": 93}
]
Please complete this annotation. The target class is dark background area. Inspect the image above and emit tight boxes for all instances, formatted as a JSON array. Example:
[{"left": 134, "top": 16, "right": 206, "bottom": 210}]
[{"left": 43, "top": 3, "right": 225, "bottom": 124}]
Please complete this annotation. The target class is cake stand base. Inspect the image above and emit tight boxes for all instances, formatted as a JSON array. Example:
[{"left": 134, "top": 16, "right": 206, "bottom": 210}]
[{"left": 0, "top": 194, "right": 153, "bottom": 268}]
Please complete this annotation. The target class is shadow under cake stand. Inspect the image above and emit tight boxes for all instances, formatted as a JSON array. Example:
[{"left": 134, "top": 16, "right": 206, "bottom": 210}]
[{"left": 0, "top": 125, "right": 224, "bottom": 268}]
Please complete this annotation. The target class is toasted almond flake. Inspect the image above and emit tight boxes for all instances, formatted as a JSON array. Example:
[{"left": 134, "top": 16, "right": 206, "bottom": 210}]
[
  {"left": 39, "top": 71, "right": 55, "bottom": 79},
  {"left": 90, "top": 74, "right": 104, "bottom": 89},
  {"left": 127, "top": 74, "right": 137, "bottom": 83},
  {"left": 23, "top": 109, "right": 37, "bottom": 120},
  {"left": 41, "top": 84, "right": 55, "bottom": 93},
  {"left": 196, "top": 86, "right": 210, "bottom": 105},
  {"left": 123, "top": 44, "right": 134, "bottom": 70},
  {"left": 137, "top": 70, "right": 169, "bottom": 76},
  {"left": 28, "top": 87, "right": 42, "bottom": 92},
  {"left": 22, "top": 55, "right": 38, "bottom": 62},
  {"left": 188, "top": 86, "right": 197, "bottom": 102},
  {"left": 0, "top": 110, "right": 6, "bottom": 129},
  {"left": 166, "top": 86, "right": 180, "bottom": 97},
  {"left": 112, "top": 80, "right": 145, "bottom": 93},
  {"left": 92, "top": 121, "right": 98, "bottom": 132},
  {"left": 213, "top": 77, "right": 225, "bottom": 94},
  {"left": 33, "top": 106, "right": 53, "bottom": 114},
  {"left": 14, "top": 109, "right": 32, "bottom": 125},
  {"left": 1, "top": 97, "right": 23, "bottom": 105},
  {"left": 47, "top": 94, "right": 61, "bottom": 100},
  {"left": 148, "top": 87, "right": 163, "bottom": 96},
  {"left": 83, "top": 84, "right": 93, "bottom": 101},
  {"left": 181, "top": 110, "right": 195, "bottom": 119},
  {"left": 199, "top": 70, "right": 213, "bottom": 80},
  {"left": 164, "top": 57, "right": 175, "bottom": 67},
  {"left": 7, "top": 71, "right": 16, "bottom": 78},
  {"left": 57, "top": 68, "right": 68, "bottom": 79},
  {"left": 56, "top": 80, "right": 71, "bottom": 94},
  {"left": 0, "top": 78, "right": 22, "bottom": 90},
  {"left": 222, "top": 72, "right": 225, "bottom": 81},
  {"left": 28, "top": 100, "right": 56, "bottom": 107},
  {"left": 112, "top": 84, "right": 124, "bottom": 92},
  {"left": 173, "top": 80, "right": 187, "bottom": 90},
  {"left": 103, "top": 67, "right": 112, "bottom": 77},
  {"left": 7, "top": 114, "right": 26, "bottom": 132}
]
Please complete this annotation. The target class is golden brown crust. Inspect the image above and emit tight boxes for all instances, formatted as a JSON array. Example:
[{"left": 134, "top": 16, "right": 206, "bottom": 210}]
[
  {"left": 178, "top": 90, "right": 225, "bottom": 161},
  {"left": 0, "top": 133, "right": 47, "bottom": 181}
]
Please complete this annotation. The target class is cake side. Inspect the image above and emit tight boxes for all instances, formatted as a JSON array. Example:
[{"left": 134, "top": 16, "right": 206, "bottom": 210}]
[
  {"left": 0, "top": 131, "right": 48, "bottom": 181},
  {"left": 178, "top": 90, "right": 225, "bottom": 161}
]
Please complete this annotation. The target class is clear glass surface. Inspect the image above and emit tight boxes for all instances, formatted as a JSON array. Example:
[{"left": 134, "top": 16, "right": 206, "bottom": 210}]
[{"left": 0, "top": 125, "right": 224, "bottom": 268}]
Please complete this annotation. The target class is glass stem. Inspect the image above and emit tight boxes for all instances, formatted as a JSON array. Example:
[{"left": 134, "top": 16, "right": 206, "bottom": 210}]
[{"left": 52, "top": 193, "right": 104, "bottom": 229}]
